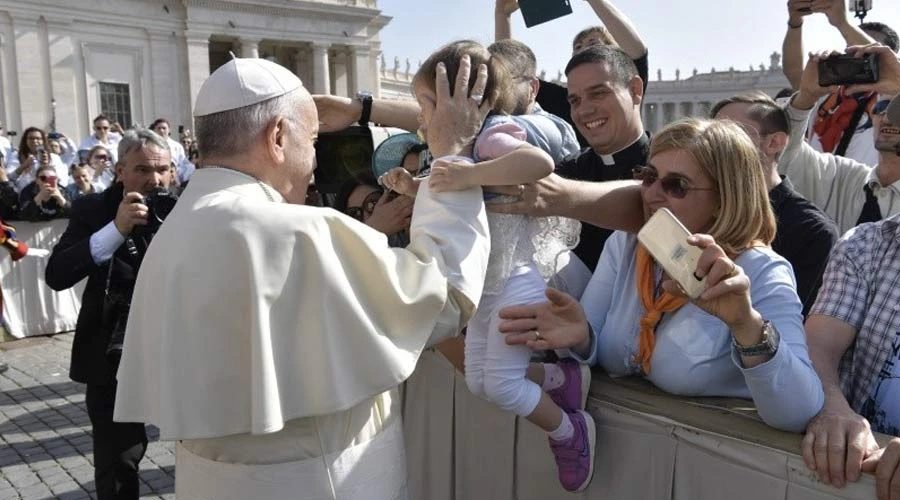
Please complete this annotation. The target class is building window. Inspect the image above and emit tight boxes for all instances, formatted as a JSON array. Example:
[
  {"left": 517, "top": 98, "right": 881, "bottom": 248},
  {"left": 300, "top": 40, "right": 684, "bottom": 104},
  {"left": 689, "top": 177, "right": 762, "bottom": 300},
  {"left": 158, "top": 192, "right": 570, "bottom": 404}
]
[{"left": 99, "top": 82, "right": 132, "bottom": 128}]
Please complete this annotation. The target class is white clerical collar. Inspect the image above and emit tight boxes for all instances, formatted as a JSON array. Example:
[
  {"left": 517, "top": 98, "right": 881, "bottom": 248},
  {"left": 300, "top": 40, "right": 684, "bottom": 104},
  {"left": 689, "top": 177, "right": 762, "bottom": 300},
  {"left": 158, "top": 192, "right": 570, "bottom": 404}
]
[
  {"left": 596, "top": 132, "right": 646, "bottom": 166},
  {"left": 204, "top": 166, "right": 284, "bottom": 203}
]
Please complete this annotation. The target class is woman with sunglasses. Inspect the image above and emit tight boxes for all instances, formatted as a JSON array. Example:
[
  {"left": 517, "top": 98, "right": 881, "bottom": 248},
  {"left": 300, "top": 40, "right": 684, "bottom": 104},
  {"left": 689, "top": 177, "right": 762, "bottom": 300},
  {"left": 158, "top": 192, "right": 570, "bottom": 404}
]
[
  {"left": 18, "top": 163, "right": 70, "bottom": 221},
  {"left": 7, "top": 127, "right": 69, "bottom": 191},
  {"left": 86, "top": 145, "right": 115, "bottom": 190},
  {"left": 334, "top": 180, "right": 414, "bottom": 248},
  {"left": 498, "top": 118, "right": 824, "bottom": 433}
]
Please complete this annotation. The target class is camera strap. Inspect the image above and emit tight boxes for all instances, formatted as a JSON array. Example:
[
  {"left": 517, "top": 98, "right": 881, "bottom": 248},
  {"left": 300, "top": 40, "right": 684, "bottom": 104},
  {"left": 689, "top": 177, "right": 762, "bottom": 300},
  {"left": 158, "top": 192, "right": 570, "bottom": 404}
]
[{"left": 835, "top": 92, "right": 874, "bottom": 157}]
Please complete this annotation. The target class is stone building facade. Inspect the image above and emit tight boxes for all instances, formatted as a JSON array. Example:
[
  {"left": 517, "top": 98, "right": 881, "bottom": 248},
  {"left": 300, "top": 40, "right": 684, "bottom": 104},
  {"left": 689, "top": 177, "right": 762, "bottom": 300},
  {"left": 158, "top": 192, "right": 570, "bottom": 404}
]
[{"left": 0, "top": 0, "right": 389, "bottom": 139}]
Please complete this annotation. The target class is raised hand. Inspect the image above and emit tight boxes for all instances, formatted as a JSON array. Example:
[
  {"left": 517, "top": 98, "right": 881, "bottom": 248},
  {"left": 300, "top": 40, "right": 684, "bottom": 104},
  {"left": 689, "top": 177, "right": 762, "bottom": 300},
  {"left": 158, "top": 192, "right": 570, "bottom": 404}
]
[
  {"left": 379, "top": 167, "right": 418, "bottom": 197},
  {"left": 366, "top": 193, "right": 414, "bottom": 235}
]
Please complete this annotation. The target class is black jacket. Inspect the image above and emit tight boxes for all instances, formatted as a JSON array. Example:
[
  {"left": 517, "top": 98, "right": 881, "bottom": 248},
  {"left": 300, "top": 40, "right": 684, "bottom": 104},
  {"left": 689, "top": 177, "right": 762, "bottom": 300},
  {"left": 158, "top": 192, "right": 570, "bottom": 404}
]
[
  {"left": 19, "top": 181, "right": 70, "bottom": 221},
  {"left": 769, "top": 178, "right": 839, "bottom": 316},
  {"left": 45, "top": 183, "right": 134, "bottom": 385}
]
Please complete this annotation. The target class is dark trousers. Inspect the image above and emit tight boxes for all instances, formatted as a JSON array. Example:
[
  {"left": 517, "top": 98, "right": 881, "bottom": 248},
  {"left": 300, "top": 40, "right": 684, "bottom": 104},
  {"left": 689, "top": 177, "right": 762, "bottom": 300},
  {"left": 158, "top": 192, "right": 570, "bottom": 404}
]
[{"left": 85, "top": 382, "right": 148, "bottom": 500}]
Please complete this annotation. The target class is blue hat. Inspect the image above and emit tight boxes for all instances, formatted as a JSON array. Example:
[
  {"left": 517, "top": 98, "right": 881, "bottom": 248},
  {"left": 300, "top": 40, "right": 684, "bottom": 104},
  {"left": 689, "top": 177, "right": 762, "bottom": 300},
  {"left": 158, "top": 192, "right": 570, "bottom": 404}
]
[{"left": 371, "top": 132, "right": 425, "bottom": 179}]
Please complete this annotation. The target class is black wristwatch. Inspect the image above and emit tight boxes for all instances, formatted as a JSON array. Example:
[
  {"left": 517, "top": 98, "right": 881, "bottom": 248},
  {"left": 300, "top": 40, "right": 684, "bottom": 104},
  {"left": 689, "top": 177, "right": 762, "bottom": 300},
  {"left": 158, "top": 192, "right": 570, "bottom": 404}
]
[
  {"left": 356, "top": 90, "right": 373, "bottom": 127},
  {"left": 732, "top": 319, "right": 780, "bottom": 357}
]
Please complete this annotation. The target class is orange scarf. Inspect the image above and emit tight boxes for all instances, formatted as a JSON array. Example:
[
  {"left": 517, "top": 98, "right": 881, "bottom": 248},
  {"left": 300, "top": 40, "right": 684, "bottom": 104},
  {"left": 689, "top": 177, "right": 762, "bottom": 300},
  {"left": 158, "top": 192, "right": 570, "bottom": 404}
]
[{"left": 634, "top": 244, "right": 687, "bottom": 375}]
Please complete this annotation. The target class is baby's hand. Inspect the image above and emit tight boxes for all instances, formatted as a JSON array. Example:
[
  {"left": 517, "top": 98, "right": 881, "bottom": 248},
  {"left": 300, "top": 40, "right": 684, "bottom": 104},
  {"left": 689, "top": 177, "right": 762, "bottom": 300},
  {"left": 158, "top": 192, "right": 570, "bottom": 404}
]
[
  {"left": 380, "top": 167, "right": 418, "bottom": 197},
  {"left": 428, "top": 160, "right": 474, "bottom": 193}
]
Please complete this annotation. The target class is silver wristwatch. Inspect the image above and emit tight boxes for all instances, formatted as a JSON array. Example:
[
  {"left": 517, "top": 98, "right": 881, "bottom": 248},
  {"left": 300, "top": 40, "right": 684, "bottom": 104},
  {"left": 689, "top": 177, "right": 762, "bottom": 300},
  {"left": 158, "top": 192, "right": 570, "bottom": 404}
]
[{"left": 733, "top": 319, "right": 780, "bottom": 356}]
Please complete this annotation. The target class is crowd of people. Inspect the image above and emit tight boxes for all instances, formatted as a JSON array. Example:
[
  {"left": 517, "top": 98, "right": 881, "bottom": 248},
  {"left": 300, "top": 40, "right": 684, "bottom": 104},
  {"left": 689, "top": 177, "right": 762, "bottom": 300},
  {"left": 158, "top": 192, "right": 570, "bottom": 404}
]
[
  {"left": 0, "top": 0, "right": 895, "bottom": 499},
  {"left": 0, "top": 114, "right": 198, "bottom": 223}
]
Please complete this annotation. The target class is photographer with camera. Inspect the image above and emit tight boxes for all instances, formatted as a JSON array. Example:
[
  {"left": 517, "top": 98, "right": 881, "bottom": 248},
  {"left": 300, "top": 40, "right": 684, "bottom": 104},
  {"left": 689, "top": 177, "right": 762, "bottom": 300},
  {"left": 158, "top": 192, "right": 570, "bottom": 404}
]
[
  {"left": 45, "top": 128, "right": 174, "bottom": 500},
  {"left": 780, "top": 45, "right": 900, "bottom": 233},
  {"left": 18, "top": 163, "right": 70, "bottom": 221},
  {"left": 782, "top": 0, "right": 897, "bottom": 166},
  {"left": 7, "top": 126, "right": 69, "bottom": 191}
]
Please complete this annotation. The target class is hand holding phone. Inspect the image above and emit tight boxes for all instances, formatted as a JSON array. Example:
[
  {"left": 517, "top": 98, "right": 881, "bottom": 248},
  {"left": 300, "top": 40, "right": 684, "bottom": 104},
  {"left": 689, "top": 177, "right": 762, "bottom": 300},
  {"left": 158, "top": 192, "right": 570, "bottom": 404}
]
[{"left": 637, "top": 208, "right": 706, "bottom": 299}]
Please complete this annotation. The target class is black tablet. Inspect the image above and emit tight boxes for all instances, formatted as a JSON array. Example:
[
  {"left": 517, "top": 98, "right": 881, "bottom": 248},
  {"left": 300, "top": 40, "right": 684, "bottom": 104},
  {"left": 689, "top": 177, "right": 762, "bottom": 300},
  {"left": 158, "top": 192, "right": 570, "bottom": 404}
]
[{"left": 519, "top": 0, "right": 573, "bottom": 28}]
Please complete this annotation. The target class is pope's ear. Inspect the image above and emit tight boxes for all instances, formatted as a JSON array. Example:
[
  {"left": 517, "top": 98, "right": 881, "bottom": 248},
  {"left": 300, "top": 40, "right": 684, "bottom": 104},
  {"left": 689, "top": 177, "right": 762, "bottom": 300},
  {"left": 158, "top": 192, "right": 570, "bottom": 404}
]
[{"left": 267, "top": 116, "right": 288, "bottom": 163}]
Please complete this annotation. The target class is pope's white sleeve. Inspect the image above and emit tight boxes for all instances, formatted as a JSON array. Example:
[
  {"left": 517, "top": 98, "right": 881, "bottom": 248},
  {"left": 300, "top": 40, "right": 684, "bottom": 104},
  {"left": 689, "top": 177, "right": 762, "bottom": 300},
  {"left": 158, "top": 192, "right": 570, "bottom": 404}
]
[{"left": 405, "top": 181, "right": 490, "bottom": 346}]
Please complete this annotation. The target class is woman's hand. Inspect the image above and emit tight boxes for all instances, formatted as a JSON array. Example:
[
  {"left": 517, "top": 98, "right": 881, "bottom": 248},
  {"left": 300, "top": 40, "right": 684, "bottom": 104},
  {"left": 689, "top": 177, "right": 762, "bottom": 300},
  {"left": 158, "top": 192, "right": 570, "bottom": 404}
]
[
  {"left": 498, "top": 287, "right": 592, "bottom": 355},
  {"left": 18, "top": 155, "right": 36, "bottom": 176},
  {"left": 34, "top": 184, "right": 53, "bottom": 204},
  {"left": 366, "top": 193, "right": 413, "bottom": 235},
  {"left": 661, "top": 234, "right": 756, "bottom": 333}
]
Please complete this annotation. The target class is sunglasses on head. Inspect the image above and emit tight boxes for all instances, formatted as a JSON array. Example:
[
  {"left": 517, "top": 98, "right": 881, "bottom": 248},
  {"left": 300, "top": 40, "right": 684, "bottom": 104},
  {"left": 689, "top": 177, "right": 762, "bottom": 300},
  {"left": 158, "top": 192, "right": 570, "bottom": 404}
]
[
  {"left": 633, "top": 166, "right": 716, "bottom": 199},
  {"left": 873, "top": 98, "right": 893, "bottom": 117},
  {"left": 344, "top": 190, "right": 383, "bottom": 221}
]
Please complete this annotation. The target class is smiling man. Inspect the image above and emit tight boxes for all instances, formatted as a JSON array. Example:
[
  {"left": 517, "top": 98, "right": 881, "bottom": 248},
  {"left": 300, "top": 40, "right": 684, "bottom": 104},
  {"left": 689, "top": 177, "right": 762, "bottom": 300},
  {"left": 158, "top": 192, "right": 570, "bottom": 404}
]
[{"left": 554, "top": 45, "right": 648, "bottom": 270}]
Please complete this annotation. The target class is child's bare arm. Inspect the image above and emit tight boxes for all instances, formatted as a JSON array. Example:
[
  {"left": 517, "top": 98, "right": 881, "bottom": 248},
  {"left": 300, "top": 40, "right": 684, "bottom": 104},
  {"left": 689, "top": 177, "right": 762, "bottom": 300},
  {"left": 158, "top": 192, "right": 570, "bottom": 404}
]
[{"left": 430, "top": 144, "right": 552, "bottom": 192}]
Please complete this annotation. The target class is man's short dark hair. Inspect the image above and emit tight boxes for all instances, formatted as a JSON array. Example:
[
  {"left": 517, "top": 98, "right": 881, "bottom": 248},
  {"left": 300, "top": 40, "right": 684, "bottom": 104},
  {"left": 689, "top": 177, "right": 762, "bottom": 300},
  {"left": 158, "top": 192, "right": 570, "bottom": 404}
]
[
  {"left": 150, "top": 118, "right": 170, "bottom": 130},
  {"left": 860, "top": 22, "right": 900, "bottom": 53},
  {"left": 564, "top": 45, "right": 638, "bottom": 87},
  {"left": 93, "top": 114, "right": 110, "bottom": 125},
  {"left": 710, "top": 91, "right": 790, "bottom": 136},
  {"left": 487, "top": 39, "right": 537, "bottom": 81}
]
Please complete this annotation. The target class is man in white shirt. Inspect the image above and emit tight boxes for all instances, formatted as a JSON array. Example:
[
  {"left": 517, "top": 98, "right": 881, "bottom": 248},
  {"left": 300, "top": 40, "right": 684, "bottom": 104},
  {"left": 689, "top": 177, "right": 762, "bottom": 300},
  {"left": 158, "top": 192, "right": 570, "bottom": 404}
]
[
  {"left": 113, "top": 57, "right": 491, "bottom": 499},
  {"left": 779, "top": 46, "right": 900, "bottom": 234},
  {"left": 150, "top": 118, "right": 195, "bottom": 184},
  {"left": 79, "top": 115, "right": 120, "bottom": 165}
]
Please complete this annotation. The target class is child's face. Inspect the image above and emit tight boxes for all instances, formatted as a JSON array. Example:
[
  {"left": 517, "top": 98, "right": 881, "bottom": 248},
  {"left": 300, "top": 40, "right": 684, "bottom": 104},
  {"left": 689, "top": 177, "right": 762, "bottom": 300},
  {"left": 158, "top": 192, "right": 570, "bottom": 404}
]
[
  {"left": 73, "top": 167, "right": 92, "bottom": 187},
  {"left": 413, "top": 80, "right": 436, "bottom": 144}
]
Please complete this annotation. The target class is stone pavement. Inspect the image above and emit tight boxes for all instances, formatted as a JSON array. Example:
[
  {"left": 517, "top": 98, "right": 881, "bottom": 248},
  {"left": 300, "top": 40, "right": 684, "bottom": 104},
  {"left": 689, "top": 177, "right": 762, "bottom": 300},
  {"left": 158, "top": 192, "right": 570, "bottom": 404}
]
[{"left": 0, "top": 333, "right": 175, "bottom": 500}]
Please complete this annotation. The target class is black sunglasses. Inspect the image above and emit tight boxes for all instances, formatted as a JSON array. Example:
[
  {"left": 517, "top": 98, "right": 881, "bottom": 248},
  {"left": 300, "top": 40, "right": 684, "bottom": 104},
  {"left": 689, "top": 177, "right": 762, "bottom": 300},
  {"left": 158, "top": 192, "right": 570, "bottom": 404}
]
[
  {"left": 633, "top": 166, "right": 716, "bottom": 199},
  {"left": 344, "top": 190, "right": 382, "bottom": 221},
  {"left": 873, "top": 98, "right": 892, "bottom": 117}
]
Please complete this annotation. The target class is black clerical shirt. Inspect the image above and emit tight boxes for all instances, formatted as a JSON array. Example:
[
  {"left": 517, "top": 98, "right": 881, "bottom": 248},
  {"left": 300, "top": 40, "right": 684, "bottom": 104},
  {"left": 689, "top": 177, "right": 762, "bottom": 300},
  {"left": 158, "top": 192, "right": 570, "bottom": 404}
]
[{"left": 555, "top": 132, "right": 651, "bottom": 271}]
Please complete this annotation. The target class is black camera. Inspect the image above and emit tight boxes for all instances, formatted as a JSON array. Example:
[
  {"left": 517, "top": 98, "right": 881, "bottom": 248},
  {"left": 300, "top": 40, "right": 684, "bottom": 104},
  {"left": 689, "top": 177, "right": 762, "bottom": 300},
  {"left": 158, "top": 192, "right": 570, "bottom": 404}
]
[
  {"left": 818, "top": 53, "right": 879, "bottom": 87},
  {"left": 142, "top": 188, "right": 179, "bottom": 234}
]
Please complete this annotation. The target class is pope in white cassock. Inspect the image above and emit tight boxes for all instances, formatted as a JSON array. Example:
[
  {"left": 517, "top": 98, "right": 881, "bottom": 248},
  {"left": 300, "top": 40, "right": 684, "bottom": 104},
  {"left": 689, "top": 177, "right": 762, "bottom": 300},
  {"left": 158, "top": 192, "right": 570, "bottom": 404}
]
[{"left": 112, "top": 56, "right": 491, "bottom": 499}]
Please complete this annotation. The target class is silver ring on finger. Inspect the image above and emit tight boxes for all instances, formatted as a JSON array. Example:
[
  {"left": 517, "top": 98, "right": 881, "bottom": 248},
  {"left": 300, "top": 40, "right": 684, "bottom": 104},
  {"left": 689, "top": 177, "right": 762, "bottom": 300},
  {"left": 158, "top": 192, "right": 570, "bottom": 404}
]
[{"left": 534, "top": 331, "right": 542, "bottom": 341}]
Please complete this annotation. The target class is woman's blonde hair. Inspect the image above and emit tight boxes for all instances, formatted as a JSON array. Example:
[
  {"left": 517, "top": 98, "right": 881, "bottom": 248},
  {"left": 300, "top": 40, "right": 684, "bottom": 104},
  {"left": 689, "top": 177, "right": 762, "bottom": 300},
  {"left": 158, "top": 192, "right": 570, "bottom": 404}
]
[
  {"left": 649, "top": 118, "right": 776, "bottom": 255},
  {"left": 412, "top": 40, "right": 515, "bottom": 115}
]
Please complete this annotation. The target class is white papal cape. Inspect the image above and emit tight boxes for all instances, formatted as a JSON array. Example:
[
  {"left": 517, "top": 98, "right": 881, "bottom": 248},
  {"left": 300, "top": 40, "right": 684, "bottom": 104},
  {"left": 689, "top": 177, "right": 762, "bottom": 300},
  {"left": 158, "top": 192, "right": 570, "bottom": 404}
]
[{"left": 113, "top": 167, "right": 490, "bottom": 499}]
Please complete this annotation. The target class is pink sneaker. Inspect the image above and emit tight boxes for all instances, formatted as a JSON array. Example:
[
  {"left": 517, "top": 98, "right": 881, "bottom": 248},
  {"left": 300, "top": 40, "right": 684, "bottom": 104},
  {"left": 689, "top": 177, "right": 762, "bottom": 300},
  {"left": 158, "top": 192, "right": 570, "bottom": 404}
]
[
  {"left": 547, "top": 359, "right": 591, "bottom": 412},
  {"left": 549, "top": 410, "right": 596, "bottom": 492}
]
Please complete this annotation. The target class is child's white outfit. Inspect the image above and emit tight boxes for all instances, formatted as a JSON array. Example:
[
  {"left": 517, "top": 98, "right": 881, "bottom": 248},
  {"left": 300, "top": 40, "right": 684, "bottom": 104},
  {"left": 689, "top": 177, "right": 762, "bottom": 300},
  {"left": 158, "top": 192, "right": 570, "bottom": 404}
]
[{"left": 464, "top": 112, "right": 581, "bottom": 416}]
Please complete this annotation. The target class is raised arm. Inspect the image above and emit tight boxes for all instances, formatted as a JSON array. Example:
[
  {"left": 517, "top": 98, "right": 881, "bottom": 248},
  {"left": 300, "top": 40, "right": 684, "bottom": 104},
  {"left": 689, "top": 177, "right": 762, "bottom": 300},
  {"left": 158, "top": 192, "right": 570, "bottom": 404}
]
[
  {"left": 494, "top": 0, "right": 519, "bottom": 41},
  {"left": 818, "top": 0, "right": 876, "bottom": 47},
  {"left": 313, "top": 95, "right": 421, "bottom": 133},
  {"left": 782, "top": 0, "right": 812, "bottom": 89},
  {"left": 585, "top": 0, "right": 647, "bottom": 59}
]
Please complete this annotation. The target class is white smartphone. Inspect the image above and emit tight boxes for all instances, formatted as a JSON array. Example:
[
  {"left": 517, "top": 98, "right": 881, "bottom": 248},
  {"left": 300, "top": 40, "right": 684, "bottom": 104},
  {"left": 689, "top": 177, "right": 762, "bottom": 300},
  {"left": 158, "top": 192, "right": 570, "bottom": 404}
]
[{"left": 637, "top": 208, "right": 706, "bottom": 299}]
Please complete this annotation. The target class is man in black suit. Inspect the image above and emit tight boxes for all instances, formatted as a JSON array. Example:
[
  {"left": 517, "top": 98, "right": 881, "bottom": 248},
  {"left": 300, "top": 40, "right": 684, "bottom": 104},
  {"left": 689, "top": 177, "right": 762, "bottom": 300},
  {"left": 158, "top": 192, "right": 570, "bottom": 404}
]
[
  {"left": 711, "top": 92, "right": 839, "bottom": 316},
  {"left": 46, "top": 129, "right": 173, "bottom": 500}
]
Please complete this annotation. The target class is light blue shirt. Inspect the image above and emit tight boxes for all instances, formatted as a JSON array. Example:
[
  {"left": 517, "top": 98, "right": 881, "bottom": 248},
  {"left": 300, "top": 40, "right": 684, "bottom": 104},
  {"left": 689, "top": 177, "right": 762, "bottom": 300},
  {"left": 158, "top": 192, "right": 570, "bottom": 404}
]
[{"left": 572, "top": 231, "right": 824, "bottom": 432}]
